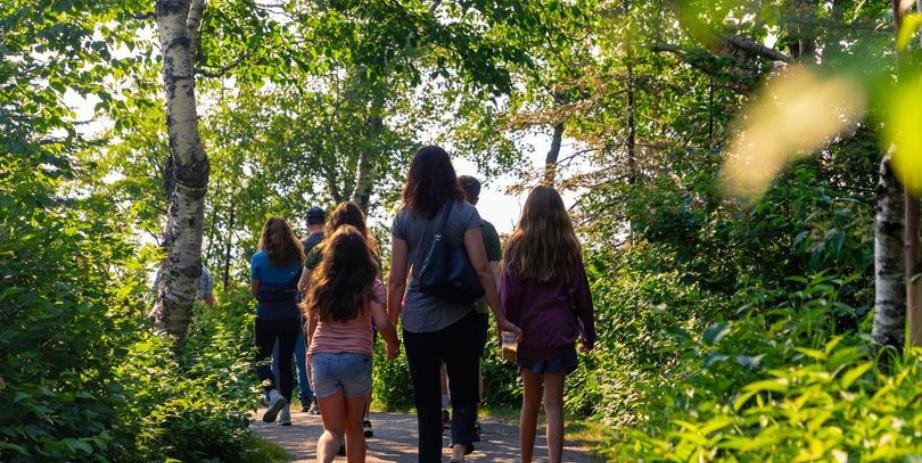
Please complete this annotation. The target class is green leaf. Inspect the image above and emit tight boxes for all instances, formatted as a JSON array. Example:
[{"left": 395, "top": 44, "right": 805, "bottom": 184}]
[
  {"left": 63, "top": 438, "right": 93, "bottom": 455},
  {"left": 839, "top": 362, "right": 872, "bottom": 389},
  {"left": 898, "top": 13, "right": 922, "bottom": 51},
  {"left": 703, "top": 323, "right": 730, "bottom": 346}
]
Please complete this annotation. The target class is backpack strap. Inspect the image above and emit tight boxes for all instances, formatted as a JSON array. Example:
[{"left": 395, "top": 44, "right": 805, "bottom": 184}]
[{"left": 434, "top": 200, "right": 454, "bottom": 239}]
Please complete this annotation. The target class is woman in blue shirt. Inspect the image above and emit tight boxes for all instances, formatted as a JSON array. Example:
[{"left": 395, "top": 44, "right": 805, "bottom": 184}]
[{"left": 252, "top": 217, "right": 305, "bottom": 426}]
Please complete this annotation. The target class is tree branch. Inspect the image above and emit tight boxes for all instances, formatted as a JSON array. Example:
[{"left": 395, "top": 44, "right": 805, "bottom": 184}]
[
  {"left": 196, "top": 51, "right": 248, "bottom": 78},
  {"left": 186, "top": 0, "right": 206, "bottom": 63}
]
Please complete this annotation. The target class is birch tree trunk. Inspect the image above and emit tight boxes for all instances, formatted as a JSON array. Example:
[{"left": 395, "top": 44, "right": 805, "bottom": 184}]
[
  {"left": 543, "top": 122, "right": 564, "bottom": 186},
  {"left": 350, "top": 116, "right": 382, "bottom": 212},
  {"left": 150, "top": 0, "right": 210, "bottom": 347},
  {"left": 872, "top": 155, "right": 906, "bottom": 350}
]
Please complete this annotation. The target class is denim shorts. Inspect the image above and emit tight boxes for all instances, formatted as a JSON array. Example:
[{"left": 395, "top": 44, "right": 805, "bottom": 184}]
[
  {"left": 518, "top": 345, "right": 579, "bottom": 375},
  {"left": 310, "top": 352, "right": 373, "bottom": 399}
]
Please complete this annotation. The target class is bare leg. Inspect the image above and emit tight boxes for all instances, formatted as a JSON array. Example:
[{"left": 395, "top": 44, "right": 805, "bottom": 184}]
[
  {"left": 519, "top": 368, "right": 542, "bottom": 463},
  {"left": 344, "top": 394, "right": 367, "bottom": 463},
  {"left": 543, "top": 372, "right": 566, "bottom": 463},
  {"left": 440, "top": 363, "right": 449, "bottom": 401},
  {"left": 316, "top": 391, "right": 345, "bottom": 463}
]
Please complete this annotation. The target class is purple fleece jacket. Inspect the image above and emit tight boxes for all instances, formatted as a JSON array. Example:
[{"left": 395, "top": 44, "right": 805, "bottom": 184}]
[{"left": 500, "top": 257, "right": 596, "bottom": 360}]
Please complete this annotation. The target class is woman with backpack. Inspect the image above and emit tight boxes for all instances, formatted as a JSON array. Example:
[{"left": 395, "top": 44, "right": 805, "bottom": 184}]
[
  {"left": 303, "top": 225, "right": 399, "bottom": 463},
  {"left": 387, "top": 145, "right": 521, "bottom": 463},
  {"left": 251, "top": 217, "right": 305, "bottom": 426},
  {"left": 501, "top": 186, "right": 596, "bottom": 463}
]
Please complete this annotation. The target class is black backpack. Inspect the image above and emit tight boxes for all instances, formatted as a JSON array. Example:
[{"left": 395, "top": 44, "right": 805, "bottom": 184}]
[{"left": 418, "top": 201, "right": 485, "bottom": 305}]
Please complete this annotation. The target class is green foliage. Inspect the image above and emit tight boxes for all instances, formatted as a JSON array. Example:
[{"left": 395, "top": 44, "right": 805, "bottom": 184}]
[
  {"left": 0, "top": 153, "right": 133, "bottom": 461},
  {"left": 372, "top": 340, "right": 415, "bottom": 410},
  {"left": 605, "top": 279, "right": 922, "bottom": 462},
  {"left": 0, "top": 155, "right": 273, "bottom": 462}
]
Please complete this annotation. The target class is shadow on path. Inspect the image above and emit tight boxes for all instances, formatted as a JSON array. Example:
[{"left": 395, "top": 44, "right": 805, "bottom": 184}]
[{"left": 251, "top": 409, "right": 601, "bottom": 462}]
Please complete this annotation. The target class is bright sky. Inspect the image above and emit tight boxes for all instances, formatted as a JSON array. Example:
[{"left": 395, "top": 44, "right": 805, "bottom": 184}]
[
  {"left": 453, "top": 134, "right": 574, "bottom": 234},
  {"left": 65, "top": 91, "right": 576, "bottom": 236}
]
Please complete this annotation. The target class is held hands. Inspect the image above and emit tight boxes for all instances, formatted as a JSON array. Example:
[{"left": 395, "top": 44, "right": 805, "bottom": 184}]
[{"left": 385, "top": 339, "right": 401, "bottom": 360}]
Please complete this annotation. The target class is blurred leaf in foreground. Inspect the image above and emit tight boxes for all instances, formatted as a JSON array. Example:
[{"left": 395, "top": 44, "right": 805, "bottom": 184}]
[
  {"left": 722, "top": 66, "right": 867, "bottom": 199},
  {"left": 885, "top": 78, "right": 922, "bottom": 195}
]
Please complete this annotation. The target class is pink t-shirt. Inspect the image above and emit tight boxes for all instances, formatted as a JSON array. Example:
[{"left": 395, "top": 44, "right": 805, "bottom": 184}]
[{"left": 308, "top": 280, "right": 384, "bottom": 357}]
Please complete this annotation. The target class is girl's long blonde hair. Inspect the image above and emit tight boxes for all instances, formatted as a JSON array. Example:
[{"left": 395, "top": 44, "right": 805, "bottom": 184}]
[
  {"left": 504, "top": 186, "right": 581, "bottom": 282},
  {"left": 257, "top": 217, "right": 305, "bottom": 267}
]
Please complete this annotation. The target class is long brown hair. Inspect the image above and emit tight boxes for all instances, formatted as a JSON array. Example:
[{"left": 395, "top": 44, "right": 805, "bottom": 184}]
[
  {"left": 257, "top": 217, "right": 305, "bottom": 266},
  {"left": 505, "top": 186, "right": 581, "bottom": 282},
  {"left": 304, "top": 226, "right": 378, "bottom": 322},
  {"left": 401, "top": 145, "right": 465, "bottom": 219},
  {"left": 325, "top": 202, "right": 377, "bottom": 254}
]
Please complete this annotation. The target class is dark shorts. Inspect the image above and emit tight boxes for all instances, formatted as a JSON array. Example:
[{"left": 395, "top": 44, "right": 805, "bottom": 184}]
[{"left": 518, "top": 345, "right": 578, "bottom": 375}]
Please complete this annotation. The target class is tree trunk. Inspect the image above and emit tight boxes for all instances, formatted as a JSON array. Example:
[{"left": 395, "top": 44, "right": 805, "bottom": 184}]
[
  {"left": 150, "top": 0, "right": 210, "bottom": 348},
  {"left": 907, "top": 193, "right": 921, "bottom": 344},
  {"left": 223, "top": 199, "right": 235, "bottom": 292},
  {"left": 626, "top": 66, "right": 636, "bottom": 187},
  {"left": 544, "top": 122, "right": 565, "bottom": 186},
  {"left": 186, "top": 0, "right": 205, "bottom": 63},
  {"left": 351, "top": 116, "right": 382, "bottom": 212},
  {"left": 872, "top": 155, "right": 906, "bottom": 350}
]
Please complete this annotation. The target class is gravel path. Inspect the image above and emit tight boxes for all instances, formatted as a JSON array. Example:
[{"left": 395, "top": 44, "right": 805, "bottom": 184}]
[{"left": 251, "top": 408, "right": 600, "bottom": 462}]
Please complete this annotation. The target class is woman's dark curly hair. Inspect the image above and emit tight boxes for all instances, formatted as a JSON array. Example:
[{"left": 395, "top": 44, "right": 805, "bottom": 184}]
[
  {"left": 303, "top": 226, "right": 377, "bottom": 323},
  {"left": 401, "top": 145, "right": 465, "bottom": 219},
  {"left": 325, "top": 201, "right": 377, "bottom": 255}
]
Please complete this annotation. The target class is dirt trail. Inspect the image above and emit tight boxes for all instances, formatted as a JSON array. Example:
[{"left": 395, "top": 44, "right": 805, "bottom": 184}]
[{"left": 251, "top": 409, "right": 601, "bottom": 462}]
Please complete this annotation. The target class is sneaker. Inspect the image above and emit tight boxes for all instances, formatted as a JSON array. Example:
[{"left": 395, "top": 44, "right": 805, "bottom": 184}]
[
  {"left": 363, "top": 420, "right": 374, "bottom": 438},
  {"left": 299, "top": 397, "right": 313, "bottom": 413},
  {"left": 472, "top": 421, "right": 481, "bottom": 442},
  {"left": 263, "top": 389, "right": 287, "bottom": 423},
  {"left": 309, "top": 402, "right": 321, "bottom": 415},
  {"left": 278, "top": 404, "right": 292, "bottom": 426},
  {"left": 441, "top": 409, "right": 450, "bottom": 431}
]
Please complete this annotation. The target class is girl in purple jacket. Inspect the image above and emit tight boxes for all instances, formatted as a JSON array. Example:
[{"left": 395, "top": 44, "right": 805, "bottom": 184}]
[{"left": 500, "top": 186, "right": 596, "bottom": 463}]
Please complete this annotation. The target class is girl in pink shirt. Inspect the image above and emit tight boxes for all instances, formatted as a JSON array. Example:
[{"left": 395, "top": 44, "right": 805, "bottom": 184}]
[{"left": 303, "top": 226, "right": 399, "bottom": 463}]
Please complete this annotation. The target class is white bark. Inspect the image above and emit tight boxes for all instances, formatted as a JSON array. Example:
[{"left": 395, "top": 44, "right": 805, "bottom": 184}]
[
  {"left": 150, "top": 0, "right": 210, "bottom": 346},
  {"left": 350, "top": 116, "right": 382, "bottom": 212},
  {"left": 872, "top": 155, "right": 906, "bottom": 349},
  {"left": 350, "top": 151, "right": 377, "bottom": 212},
  {"left": 186, "top": 0, "right": 206, "bottom": 63}
]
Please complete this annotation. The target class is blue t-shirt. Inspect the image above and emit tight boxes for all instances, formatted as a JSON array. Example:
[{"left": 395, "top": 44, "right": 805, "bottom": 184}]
[{"left": 251, "top": 251, "right": 303, "bottom": 319}]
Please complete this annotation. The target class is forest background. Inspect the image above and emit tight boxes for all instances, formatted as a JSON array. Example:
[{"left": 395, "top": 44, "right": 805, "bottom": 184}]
[{"left": 6, "top": 0, "right": 922, "bottom": 461}]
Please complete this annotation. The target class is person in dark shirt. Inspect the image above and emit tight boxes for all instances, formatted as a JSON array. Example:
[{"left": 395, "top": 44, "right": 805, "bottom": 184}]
[
  {"left": 439, "top": 175, "right": 500, "bottom": 442},
  {"left": 303, "top": 206, "right": 326, "bottom": 252},
  {"left": 500, "top": 186, "right": 595, "bottom": 463}
]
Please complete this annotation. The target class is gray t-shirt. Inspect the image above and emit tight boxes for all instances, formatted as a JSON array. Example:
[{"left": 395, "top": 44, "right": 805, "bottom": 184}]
[
  {"left": 392, "top": 201, "right": 482, "bottom": 333},
  {"left": 152, "top": 266, "right": 213, "bottom": 301}
]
